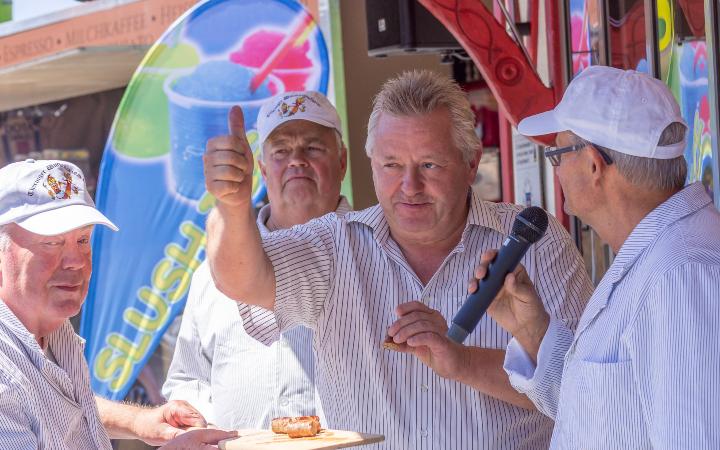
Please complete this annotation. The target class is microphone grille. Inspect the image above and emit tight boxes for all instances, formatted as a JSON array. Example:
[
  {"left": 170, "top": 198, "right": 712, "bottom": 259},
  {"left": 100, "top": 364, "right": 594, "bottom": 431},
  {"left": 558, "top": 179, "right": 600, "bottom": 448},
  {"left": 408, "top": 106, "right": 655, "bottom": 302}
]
[{"left": 512, "top": 206, "right": 549, "bottom": 243}]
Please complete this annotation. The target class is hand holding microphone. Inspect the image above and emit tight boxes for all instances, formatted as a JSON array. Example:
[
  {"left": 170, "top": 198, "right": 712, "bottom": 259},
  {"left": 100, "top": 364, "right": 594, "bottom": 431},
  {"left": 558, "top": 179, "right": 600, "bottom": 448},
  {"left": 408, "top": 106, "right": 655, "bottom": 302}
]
[{"left": 448, "top": 207, "right": 550, "bottom": 346}]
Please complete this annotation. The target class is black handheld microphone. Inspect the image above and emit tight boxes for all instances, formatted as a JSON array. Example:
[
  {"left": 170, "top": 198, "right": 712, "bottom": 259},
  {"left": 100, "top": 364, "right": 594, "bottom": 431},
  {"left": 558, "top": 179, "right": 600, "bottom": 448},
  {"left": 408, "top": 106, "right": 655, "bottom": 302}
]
[{"left": 447, "top": 206, "right": 549, "bottom": 344}]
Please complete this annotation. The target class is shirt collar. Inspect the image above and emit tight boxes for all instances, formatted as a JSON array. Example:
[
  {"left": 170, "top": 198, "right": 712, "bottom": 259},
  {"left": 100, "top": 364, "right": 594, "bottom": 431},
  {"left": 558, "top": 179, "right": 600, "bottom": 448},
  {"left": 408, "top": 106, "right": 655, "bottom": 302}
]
[
  {"left": 611, "top": 182, "right": 712, "bottom": 277},
  {"left": 0, "top": 299, "right": 44, "bottom": 353},
  {"left": 335, "top": 196, "right": 353, "bottom": 215},
  {"left": 466, "top": 188, "right": 506, "bottom": 234},
  {"left": 256, "top": 203, "right": 273, "bottom": 233},
  {"left": 0, "top": 299, "right": 83, "bottom": 355},
  {"left": 257, "top": 195, "right": 352, "bottom": 233}
]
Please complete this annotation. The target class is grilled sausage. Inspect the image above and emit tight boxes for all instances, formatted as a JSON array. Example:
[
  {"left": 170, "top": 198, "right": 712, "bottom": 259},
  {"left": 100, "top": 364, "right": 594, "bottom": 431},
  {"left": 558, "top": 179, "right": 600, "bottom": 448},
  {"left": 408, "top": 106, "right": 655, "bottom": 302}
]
[
  {"left": 271, "top": 416, "right": 321, "bottom": 438},
  {"left": 285, "top": 419, "right": 321, "bottom": 438}
]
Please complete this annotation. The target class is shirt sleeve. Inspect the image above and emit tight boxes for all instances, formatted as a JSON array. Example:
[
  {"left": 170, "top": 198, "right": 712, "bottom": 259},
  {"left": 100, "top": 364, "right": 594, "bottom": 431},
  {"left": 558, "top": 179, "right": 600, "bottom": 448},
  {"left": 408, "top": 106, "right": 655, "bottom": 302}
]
[
  {"left": 161, "top": 272, "right": 214, "bottom": 424},
  {"left": 504, "top": 316, "right": 575, "bottom": 419},
  {"left": 255, "top": 216, "right": 338, "bottom": 335},
  {"left": 0, "top": 378, "right": 37, "bottom": 449},
  {"left": 237, "top": 303, "right": 281, "bottom": 346},
  {"left": 532, "top": 214, "right": 594, "bottom": 332},
  {"left": 502, "top": 214, "right": 591, "bottom": 417},
  {"left": 625, "top": 263, "right": 720, "bottom": 448}
]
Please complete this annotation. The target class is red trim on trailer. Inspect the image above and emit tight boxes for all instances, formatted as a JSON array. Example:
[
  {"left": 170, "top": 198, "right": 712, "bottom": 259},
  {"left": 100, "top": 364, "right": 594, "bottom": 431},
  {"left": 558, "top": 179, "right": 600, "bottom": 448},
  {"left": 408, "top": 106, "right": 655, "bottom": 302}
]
[
  {"left": 544, "top": 0, "right": 569, "bottom": 228},
  {"left": 419, "top": 0, "right": 555, "bottom": 145}
]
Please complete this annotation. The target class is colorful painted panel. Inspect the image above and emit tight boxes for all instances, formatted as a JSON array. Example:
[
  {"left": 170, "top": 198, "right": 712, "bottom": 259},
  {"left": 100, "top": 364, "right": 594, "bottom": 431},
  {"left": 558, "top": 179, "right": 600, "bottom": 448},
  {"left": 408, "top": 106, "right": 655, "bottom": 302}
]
[{"left": 661, "top": 0, "right": 714, "bottom": 198}]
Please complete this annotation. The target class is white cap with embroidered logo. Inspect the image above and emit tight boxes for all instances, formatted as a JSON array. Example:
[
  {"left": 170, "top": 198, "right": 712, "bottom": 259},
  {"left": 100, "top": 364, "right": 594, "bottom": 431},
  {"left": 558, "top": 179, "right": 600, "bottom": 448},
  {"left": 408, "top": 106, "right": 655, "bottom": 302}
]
[
  {"left": 257, "top": 90, "right": 342, "bottom": 146},
  {"left": 518, "top": 66, "right": 687, "bottom": 159},
  {"left": 0, "top": 159, "right": 118, "bottom": 236}
]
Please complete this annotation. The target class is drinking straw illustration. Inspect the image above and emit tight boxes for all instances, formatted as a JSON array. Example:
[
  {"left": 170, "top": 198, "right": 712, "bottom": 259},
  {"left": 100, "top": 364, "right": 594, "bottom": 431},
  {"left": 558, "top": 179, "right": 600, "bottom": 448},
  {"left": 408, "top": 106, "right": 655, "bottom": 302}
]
[{"left": 249, "top": 10, "right": 316, "bottom": 92}]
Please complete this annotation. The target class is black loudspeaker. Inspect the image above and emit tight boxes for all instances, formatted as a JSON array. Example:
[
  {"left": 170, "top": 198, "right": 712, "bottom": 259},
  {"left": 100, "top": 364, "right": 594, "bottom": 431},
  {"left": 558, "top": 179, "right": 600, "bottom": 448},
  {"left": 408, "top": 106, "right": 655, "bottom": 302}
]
[{"left": 366, "top": 0, "right": 462, "bottom": 57}]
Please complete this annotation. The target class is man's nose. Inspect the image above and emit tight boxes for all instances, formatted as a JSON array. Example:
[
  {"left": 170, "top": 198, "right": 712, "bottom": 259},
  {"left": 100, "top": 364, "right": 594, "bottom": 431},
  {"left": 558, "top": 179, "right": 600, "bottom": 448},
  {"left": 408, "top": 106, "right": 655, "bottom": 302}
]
[
  {"left": 62, "top": 244, "right": 88, "bottom": 271},
  {"left": 401, "top": 167, "right": 423, "bottom": 196},
  {"left": 287, "top": 148, "right": 309, "bottom": 167}
]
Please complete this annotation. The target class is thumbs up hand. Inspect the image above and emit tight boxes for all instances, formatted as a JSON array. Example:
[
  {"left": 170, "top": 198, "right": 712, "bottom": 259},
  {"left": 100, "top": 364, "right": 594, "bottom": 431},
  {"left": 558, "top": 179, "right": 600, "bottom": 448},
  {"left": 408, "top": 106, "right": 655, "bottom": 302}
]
[{"left": 203, "top": 106, "right": 254, "bottom": 208}]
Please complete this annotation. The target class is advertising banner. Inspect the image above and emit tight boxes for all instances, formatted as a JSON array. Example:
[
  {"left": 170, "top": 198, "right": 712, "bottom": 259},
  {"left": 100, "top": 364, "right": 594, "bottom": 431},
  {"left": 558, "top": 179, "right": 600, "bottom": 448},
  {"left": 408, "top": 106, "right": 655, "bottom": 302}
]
[{"left": 80, "top": 0, "right": 331, "bottom": 399}]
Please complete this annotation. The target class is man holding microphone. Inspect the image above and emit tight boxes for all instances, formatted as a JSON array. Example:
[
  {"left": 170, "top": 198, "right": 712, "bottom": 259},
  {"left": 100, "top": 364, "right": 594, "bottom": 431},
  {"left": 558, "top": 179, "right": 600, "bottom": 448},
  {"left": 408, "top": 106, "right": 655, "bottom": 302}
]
[{"left": 474, "top": 66, "right": 720, "bottom": 448}]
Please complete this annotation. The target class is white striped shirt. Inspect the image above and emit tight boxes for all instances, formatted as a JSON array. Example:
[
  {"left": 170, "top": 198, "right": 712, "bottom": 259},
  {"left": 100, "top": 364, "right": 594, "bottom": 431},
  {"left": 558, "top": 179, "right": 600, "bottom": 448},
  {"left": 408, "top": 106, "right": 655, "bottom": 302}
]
[
  {"left": 505, "top": 182, "right": 720, "bottom": 449},
  {"left": 0, "top": 300, "right": 111, "bottom": 449},
  {"left": 241, "top": 191, "right": 593, "bottom": 449},
  {"left": 162, "top": 198, "right": 351, "bottom": 429}
]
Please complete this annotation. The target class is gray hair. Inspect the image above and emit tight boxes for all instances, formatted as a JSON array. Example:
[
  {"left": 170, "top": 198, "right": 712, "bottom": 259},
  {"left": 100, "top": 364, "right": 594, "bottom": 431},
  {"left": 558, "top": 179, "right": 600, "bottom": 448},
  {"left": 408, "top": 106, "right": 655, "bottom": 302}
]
[
  {"left": 0, "top": 224, "right": 9, "bottom": 252},
  {"left": 572, "top": 122, "right": 687, "bottom": 191},
  {"left": 365, "top": 70, "right": 481, "bottom": 162}
]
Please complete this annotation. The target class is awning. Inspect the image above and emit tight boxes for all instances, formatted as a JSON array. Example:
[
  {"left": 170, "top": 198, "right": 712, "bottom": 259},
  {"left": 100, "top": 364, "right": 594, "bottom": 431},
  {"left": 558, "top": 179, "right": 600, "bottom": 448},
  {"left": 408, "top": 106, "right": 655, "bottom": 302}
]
[
  {"left": 0, "top": 0, "right": 197, "bottom": 112},
  {"left": 0, "top": 45, "right": 148, "bottom": 111}
]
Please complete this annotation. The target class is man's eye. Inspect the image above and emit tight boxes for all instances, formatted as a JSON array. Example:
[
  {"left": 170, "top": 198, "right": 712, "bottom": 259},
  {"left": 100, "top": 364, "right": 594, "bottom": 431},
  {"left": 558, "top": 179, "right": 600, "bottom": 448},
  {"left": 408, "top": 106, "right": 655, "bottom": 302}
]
[
  {"left": 384, "top": 163, "right": 399, "bottom": 168},
  {"left": 422, "top": 162, "right": 438, "bottom": 169},
  {"left": 79, "top": 238, "right": 90, "bottom": 245},
  {"left": 43, "top": 241, "right": 62, "bottom": 247}
]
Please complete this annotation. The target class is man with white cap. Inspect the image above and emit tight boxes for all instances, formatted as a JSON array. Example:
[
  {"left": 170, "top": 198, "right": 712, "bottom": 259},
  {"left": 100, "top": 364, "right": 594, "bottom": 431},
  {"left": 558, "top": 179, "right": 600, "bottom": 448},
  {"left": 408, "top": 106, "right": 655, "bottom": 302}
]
[
  {"left": 470, "top": 66, "right": 720, "bottom": 447},
  {"left": 0, "top": 159, "right": 237, "bottom": 448},
  {"left": 163, "top": 90, "right": 349, "bottom": 429}
]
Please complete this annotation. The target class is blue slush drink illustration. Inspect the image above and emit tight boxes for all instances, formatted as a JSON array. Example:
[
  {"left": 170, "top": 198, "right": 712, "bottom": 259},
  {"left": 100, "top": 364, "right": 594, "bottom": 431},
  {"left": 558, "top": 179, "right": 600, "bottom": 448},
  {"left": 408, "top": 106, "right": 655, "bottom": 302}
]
[
  {"left": 112, "top": 40, "right": 200, "bottom": 159},
  {"left": 165, "top": 60, "right": 281, "bottom": 200}
]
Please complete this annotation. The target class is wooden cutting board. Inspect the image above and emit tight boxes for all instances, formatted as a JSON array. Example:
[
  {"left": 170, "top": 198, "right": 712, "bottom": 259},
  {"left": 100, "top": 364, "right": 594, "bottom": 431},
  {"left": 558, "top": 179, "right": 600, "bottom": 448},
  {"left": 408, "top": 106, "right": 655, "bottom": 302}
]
[{"left": 219, "top": 429, "right": 385, "bottom": 449}]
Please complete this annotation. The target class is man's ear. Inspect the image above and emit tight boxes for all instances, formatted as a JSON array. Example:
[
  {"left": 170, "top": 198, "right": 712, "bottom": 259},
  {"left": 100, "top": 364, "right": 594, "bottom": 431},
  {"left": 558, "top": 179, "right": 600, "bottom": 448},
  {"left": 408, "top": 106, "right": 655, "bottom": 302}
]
[
  {"left": 258, "top": 156, "right": 268, "bottom": 181},
  {"left": 339, "top": 145, "right": 348, "bottom": 179},
  {"left": 587, "top": 145, "right": 609, "bottom": 183},
  {"left": 467, "top": 146, "right": 482, "bottom": 169},
  {"left": 471, "top": 145, "right": 482, "bottom": 168},
  {"left": 465, "top": 146, "right": 482, "bottom": 184}
]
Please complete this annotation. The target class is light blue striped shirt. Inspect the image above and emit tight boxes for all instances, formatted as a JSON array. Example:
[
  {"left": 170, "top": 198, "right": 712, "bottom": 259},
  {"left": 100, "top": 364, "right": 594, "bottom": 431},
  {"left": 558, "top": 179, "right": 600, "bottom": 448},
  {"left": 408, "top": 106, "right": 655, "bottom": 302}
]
[
  {"left": 162, "top": 198, "right": 351, "bottom": 429},
  {"left": 240, "top": 191, "right": 593, "bottom": 449},
  {"left": 0, "top": 300, "right": 111, "bottom": 449},
  {"left": 505, "top": 182, "right": 720, "bottom": 449}
]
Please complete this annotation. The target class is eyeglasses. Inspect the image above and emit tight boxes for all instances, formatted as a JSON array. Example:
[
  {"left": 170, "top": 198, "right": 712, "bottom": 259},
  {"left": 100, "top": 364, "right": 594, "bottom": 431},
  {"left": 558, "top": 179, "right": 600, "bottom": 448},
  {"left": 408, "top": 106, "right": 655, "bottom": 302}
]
[{"left": 544, "top": 143, "right": 614, "bottom": 167}]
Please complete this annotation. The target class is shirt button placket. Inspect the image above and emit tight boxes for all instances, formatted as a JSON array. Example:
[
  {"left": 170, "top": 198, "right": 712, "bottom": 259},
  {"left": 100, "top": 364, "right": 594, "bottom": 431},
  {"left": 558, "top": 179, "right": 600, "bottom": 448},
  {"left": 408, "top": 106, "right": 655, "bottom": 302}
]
[{"left": 418, "top": 366, "right": 430, "bottom": 448}]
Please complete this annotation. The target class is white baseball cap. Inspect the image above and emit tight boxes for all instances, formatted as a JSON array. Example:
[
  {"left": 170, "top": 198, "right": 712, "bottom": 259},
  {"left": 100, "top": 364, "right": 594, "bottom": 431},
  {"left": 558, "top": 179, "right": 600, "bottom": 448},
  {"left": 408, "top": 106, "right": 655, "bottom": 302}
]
[
  {"left": 257, "top": 91, "right": 342, "bottom": 145},
  {"left": 0, "top": 159, "right": 118, "bottom": 236},
  {"left": 519, "top": 66, "right": 687, "bottom": 159}
]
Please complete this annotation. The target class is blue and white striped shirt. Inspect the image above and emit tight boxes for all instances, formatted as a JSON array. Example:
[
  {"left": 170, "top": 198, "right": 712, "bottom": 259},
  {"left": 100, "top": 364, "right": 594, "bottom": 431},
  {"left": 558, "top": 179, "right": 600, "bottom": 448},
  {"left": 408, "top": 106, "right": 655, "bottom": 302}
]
[
  {"left": 163, "top": 198, "right": 351, "bottom": 429},
  {"left": 241, "top": 191, "right": 593, "bottom": 449},
  {"left": 0, "top": 300, "right": 111, "bottom": 449},
  {"left": 505, "top": 182, "right": 720, "bottom": 449}
]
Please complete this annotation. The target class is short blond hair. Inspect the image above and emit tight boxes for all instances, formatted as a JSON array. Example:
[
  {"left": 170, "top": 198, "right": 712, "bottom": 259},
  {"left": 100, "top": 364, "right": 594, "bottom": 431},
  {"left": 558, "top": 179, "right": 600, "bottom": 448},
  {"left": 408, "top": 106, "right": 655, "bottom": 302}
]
[{"left": 366, "top": 70, "right": 481, "bottom": 162}]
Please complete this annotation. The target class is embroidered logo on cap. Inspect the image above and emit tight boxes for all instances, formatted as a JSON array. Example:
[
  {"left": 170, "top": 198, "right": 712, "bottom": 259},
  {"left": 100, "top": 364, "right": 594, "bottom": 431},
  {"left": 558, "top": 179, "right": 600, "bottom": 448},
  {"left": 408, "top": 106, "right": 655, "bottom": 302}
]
[
  {"left": 25, "top": 162, "right": 83, "bottom": 200},
  {"left": 278, "top": 96, "right": 307, "bottom": 118},
  {"left": 44, "top": 170, "right": 79, "bottom": 200}
]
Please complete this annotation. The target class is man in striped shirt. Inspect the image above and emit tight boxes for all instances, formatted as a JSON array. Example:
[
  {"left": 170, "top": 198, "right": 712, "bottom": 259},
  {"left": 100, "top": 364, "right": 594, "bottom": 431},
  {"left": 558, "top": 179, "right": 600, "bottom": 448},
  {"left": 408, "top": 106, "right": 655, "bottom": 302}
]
[
  {"left": 478, "top": 66, "right": 720, "bottom": 447},
  {"left": 163, "top": 91, "right": 350, "bottom": 429},
  {"left": 0, "top": 159, "right": 236, "bottom": 449},
  {"left": 204, "top": 70, "right": 593, "bottom": 448}
]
